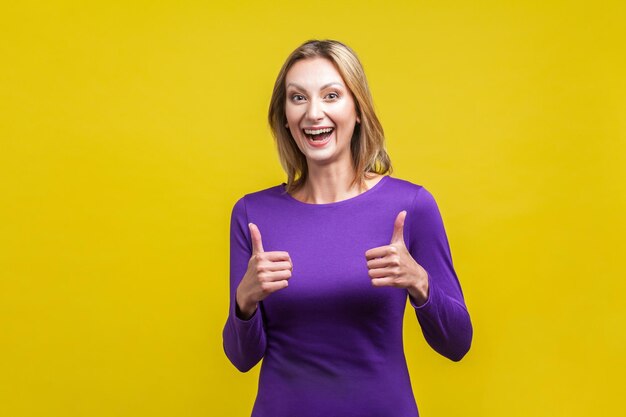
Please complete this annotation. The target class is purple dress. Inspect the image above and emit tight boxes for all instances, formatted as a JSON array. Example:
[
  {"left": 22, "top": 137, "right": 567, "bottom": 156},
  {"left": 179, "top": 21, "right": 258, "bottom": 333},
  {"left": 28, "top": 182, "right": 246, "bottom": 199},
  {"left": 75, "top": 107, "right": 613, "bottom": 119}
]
[{"left": 223, "top": 176, "right": 472, "bottom": 417}]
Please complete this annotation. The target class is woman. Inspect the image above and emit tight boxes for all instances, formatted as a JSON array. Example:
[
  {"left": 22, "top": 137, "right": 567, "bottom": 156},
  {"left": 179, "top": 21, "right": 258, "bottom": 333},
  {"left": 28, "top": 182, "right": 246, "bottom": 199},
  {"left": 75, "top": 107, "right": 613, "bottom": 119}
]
[{"left": 223, "top": 39, "right": 472, "bottom": 417}]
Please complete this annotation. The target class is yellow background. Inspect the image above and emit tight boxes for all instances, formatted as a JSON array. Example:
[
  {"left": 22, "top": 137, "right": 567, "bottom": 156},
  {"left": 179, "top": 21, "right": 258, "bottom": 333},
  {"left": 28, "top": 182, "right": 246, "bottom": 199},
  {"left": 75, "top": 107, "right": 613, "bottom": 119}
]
[{"left": 1, "top": 1, "right": 624, "bottom": 416}]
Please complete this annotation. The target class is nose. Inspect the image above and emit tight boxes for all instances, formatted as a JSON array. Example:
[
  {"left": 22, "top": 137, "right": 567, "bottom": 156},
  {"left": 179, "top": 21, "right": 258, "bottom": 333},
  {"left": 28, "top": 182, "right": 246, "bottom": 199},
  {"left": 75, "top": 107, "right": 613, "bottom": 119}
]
[{"left": 305, "top": 98, "right": 324, "bottom": 121}]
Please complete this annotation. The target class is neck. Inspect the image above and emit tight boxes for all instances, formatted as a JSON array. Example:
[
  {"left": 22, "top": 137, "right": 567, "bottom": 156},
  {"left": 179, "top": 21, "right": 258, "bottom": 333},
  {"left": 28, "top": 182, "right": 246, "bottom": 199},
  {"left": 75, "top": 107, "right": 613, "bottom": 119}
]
[{"left": 297, "top": 163, "right": 362, "bottom": 204}]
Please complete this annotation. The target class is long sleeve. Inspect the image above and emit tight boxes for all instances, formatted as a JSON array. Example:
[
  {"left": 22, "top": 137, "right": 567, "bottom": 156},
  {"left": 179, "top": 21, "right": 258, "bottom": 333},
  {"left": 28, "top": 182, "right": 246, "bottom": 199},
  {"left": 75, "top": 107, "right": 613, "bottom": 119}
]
[
  {"left": 222, "top": 197, "right": 267, "bottom": 372},
  {"left": 405, "top": 187, "right": 473, "bottom": 362}
]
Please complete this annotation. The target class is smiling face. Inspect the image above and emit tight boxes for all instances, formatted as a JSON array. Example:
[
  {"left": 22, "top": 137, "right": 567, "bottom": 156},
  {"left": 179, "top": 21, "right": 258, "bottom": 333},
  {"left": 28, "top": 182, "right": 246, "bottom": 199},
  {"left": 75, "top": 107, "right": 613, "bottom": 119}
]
[{"left": 284, "top": 57, "right": 360, "bottom": 168}]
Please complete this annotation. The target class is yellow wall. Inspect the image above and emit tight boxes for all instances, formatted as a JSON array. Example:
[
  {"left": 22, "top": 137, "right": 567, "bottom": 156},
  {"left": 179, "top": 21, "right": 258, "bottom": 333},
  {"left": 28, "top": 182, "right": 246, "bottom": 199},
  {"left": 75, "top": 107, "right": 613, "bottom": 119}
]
[{"left": 1, "top": 1, "right": 624, "bottom": 416}]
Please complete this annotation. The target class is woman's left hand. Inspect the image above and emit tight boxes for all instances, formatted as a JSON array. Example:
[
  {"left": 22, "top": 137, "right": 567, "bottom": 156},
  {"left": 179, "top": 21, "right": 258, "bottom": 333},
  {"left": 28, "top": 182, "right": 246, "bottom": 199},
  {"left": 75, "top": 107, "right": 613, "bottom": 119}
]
[{"left": 365, "top": 210, "right": 430, "bottom": 306}]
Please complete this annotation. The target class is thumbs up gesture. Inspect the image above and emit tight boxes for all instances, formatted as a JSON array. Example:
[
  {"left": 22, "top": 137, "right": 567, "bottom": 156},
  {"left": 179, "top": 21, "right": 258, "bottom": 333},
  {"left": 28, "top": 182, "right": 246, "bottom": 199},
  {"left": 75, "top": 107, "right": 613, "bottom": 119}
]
[
  {"left": 365, "top": 211, "right": 430, "bottom": 306},
  {"left": 235, "top": 223, "right": 293, "bottom": 319}
]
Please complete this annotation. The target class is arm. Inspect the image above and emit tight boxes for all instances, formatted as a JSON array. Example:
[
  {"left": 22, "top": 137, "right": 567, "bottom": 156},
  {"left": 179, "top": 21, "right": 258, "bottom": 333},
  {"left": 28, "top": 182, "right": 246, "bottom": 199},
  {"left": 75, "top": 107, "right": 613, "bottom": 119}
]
[
  {"left": 222, "top": 197, "right": 267, "bottom": 372},
  {"left": 406, "top": 187, "right": 473, "bottom": 361}
]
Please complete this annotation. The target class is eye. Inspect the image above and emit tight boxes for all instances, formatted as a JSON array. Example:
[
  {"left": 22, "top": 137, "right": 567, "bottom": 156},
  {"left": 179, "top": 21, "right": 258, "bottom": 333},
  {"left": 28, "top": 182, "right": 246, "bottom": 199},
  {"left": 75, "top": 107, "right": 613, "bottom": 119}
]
[
  {"left": 291, "top": 94, "right": 306, "bottom": 102},
  {"left": 326, "top": 92, "right": 339, "bottom": 100}
]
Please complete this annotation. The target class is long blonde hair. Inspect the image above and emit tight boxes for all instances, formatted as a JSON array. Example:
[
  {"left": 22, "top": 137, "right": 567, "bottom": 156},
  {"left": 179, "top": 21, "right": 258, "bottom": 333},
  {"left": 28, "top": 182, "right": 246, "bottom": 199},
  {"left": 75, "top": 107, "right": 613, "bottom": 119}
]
[{"left": 268, "top": 39, "right": 392, "bottom": 194}]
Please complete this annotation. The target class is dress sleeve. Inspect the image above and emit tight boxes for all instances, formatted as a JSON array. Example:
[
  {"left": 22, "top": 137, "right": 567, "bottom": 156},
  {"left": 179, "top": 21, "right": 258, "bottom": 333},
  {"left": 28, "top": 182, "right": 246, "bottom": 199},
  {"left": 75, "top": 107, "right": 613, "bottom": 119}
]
[
  {"left": 222, "top": 196, "right": 267, "bottom": 372},
  {"left": 405, "top": 187, "right": 473, "bottom": 361}
]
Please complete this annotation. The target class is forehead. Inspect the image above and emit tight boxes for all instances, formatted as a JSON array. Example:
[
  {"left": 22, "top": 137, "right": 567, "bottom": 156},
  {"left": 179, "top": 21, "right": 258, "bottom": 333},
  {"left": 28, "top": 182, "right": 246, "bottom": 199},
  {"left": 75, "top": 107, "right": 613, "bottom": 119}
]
[{"left": 285, "top": 57, "right": 345, "bottom": 88}]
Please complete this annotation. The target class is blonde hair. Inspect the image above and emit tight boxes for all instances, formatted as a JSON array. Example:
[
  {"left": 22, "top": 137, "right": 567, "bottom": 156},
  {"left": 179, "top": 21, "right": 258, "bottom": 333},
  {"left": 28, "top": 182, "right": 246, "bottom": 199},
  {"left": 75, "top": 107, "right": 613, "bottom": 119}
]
[{"left": 268, "top": 39, "right": 392, "bottom": 194}]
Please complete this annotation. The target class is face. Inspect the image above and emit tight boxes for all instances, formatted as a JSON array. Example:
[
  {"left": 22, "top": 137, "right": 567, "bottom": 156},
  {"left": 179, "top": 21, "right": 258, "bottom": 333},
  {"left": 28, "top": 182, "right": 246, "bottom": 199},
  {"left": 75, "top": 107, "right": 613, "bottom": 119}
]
[{"left": 284, "top": 57, "right": 360, "bottom": 168}]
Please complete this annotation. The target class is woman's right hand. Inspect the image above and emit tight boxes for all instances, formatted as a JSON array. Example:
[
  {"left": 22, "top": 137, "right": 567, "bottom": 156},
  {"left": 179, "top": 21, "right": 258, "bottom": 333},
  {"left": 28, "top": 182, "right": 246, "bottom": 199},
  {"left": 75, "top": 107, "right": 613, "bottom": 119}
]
[{"left": 235, "top": 223, "right": 292, "bottom": 320}]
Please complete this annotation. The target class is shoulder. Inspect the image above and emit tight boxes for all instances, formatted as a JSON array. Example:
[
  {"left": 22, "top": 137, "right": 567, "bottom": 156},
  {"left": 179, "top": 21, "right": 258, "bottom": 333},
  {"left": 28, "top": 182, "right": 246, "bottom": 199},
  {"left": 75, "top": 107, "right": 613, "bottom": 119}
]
[
  {"left": 381, "top": 176, "right": 442, "bottom": 223},
  {"left": 231, "top": 183, "right": 289, "bottom": 215},
  {"left": 230, "top": 183, "right": 286, "bottom": 230},
  {"left": 384, "top": 176, "right": 434, "bottom": 203},
  {"left": 234, "top": 183, "right": 285, "bottom": 202}
]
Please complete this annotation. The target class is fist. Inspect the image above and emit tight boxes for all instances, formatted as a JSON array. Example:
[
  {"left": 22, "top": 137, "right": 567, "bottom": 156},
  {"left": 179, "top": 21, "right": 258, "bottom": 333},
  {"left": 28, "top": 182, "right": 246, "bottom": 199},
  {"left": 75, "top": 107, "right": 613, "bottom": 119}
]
[
  {"left": 365, "top": 211, "right": 429, "bottom": 305},
  {"left": 235, "top": 223, "right": 293, "bottom": 319}
]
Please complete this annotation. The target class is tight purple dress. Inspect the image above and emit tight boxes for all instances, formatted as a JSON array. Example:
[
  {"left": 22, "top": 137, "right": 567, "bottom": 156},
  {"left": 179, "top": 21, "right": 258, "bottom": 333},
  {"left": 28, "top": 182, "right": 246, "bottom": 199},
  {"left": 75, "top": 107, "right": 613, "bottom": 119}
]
[{"left": 223, "top": 176, "right": 472, "bottom": 417}]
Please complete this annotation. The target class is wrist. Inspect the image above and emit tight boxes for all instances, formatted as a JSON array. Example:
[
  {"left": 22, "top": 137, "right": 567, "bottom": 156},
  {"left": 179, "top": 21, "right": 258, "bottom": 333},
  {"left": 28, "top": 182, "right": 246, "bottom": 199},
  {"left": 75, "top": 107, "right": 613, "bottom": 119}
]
[
  {"left": 408, "top": 272, "right": 429, "bottom": 306},
  {"left": 235, "top": 291, "right": 257, "bottom": 320}
]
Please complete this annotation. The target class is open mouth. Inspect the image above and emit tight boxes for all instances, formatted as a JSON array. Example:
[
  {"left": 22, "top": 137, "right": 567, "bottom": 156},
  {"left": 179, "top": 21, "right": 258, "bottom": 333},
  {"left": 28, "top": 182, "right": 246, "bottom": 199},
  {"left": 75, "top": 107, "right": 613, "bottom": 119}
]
[{"left": 303, "top": 127, "right": 334, "bottom": 142}]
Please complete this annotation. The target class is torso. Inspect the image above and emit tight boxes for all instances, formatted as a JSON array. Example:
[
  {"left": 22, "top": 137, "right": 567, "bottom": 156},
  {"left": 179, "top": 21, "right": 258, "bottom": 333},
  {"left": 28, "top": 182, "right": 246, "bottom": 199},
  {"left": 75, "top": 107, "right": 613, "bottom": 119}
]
[{"left": 243, "top": 175, "right": 420, "bottom": 416}]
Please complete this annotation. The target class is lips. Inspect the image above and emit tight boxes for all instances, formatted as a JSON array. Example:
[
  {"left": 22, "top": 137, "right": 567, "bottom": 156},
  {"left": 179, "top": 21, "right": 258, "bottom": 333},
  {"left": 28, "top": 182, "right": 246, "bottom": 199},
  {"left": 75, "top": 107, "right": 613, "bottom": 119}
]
[
  {"left": 303, "top": 127, "right": 333, "bottom": 135},
  {"left": 302, "top": 127, "right": 334, "bottom": 148},
  {"left": 302, "top": 127, "right": 334, "bottom": 142}
]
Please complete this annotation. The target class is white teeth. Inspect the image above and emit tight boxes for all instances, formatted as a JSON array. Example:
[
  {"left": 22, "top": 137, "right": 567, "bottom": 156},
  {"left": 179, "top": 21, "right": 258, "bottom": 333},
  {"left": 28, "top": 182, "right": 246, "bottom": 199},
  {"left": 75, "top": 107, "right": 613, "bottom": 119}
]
[{"left": 304, "top": 127, "right": 333, "bottom": 135}]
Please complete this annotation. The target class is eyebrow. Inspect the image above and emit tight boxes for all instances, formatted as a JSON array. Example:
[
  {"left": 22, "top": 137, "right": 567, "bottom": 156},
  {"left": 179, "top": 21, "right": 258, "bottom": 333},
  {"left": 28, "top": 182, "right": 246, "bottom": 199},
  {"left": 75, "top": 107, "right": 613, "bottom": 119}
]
[{"left": 286, "top": 82, "right": 344, "bottom": 91}]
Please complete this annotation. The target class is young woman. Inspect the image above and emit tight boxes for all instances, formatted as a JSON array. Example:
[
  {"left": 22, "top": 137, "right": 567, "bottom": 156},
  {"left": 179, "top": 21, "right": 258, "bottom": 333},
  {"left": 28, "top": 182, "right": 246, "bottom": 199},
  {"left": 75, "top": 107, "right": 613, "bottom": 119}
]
[{"left": 223, "top": 39, "right": 472, "bottom": 417}]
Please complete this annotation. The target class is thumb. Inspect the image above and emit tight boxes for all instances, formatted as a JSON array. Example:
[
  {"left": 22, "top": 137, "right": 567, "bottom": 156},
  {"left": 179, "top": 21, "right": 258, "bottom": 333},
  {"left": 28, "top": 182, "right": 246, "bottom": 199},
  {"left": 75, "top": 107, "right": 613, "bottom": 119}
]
[
  {"left": 391, "top": 210, "right": 407, "bottom": 244},
  {"left": 248, "top": 223, "right": 264, "bottom": 254}
]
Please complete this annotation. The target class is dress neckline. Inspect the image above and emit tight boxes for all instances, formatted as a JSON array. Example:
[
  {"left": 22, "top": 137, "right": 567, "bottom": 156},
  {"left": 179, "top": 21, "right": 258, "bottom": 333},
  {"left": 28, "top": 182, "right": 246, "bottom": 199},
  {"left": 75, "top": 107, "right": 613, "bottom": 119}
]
[{"left": 280, "top": 175, "right": 390, "bottom": 208}]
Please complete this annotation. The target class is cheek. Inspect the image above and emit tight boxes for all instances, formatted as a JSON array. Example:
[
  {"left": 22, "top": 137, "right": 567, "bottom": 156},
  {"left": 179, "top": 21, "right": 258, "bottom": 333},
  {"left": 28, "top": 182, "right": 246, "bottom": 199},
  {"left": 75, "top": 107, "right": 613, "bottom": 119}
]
[
  {"left": 285, "top": 104, "right": 301, "bottom": 123},
  {"left": 336, "top": 102, "right": 358, "bottom": 123}
]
